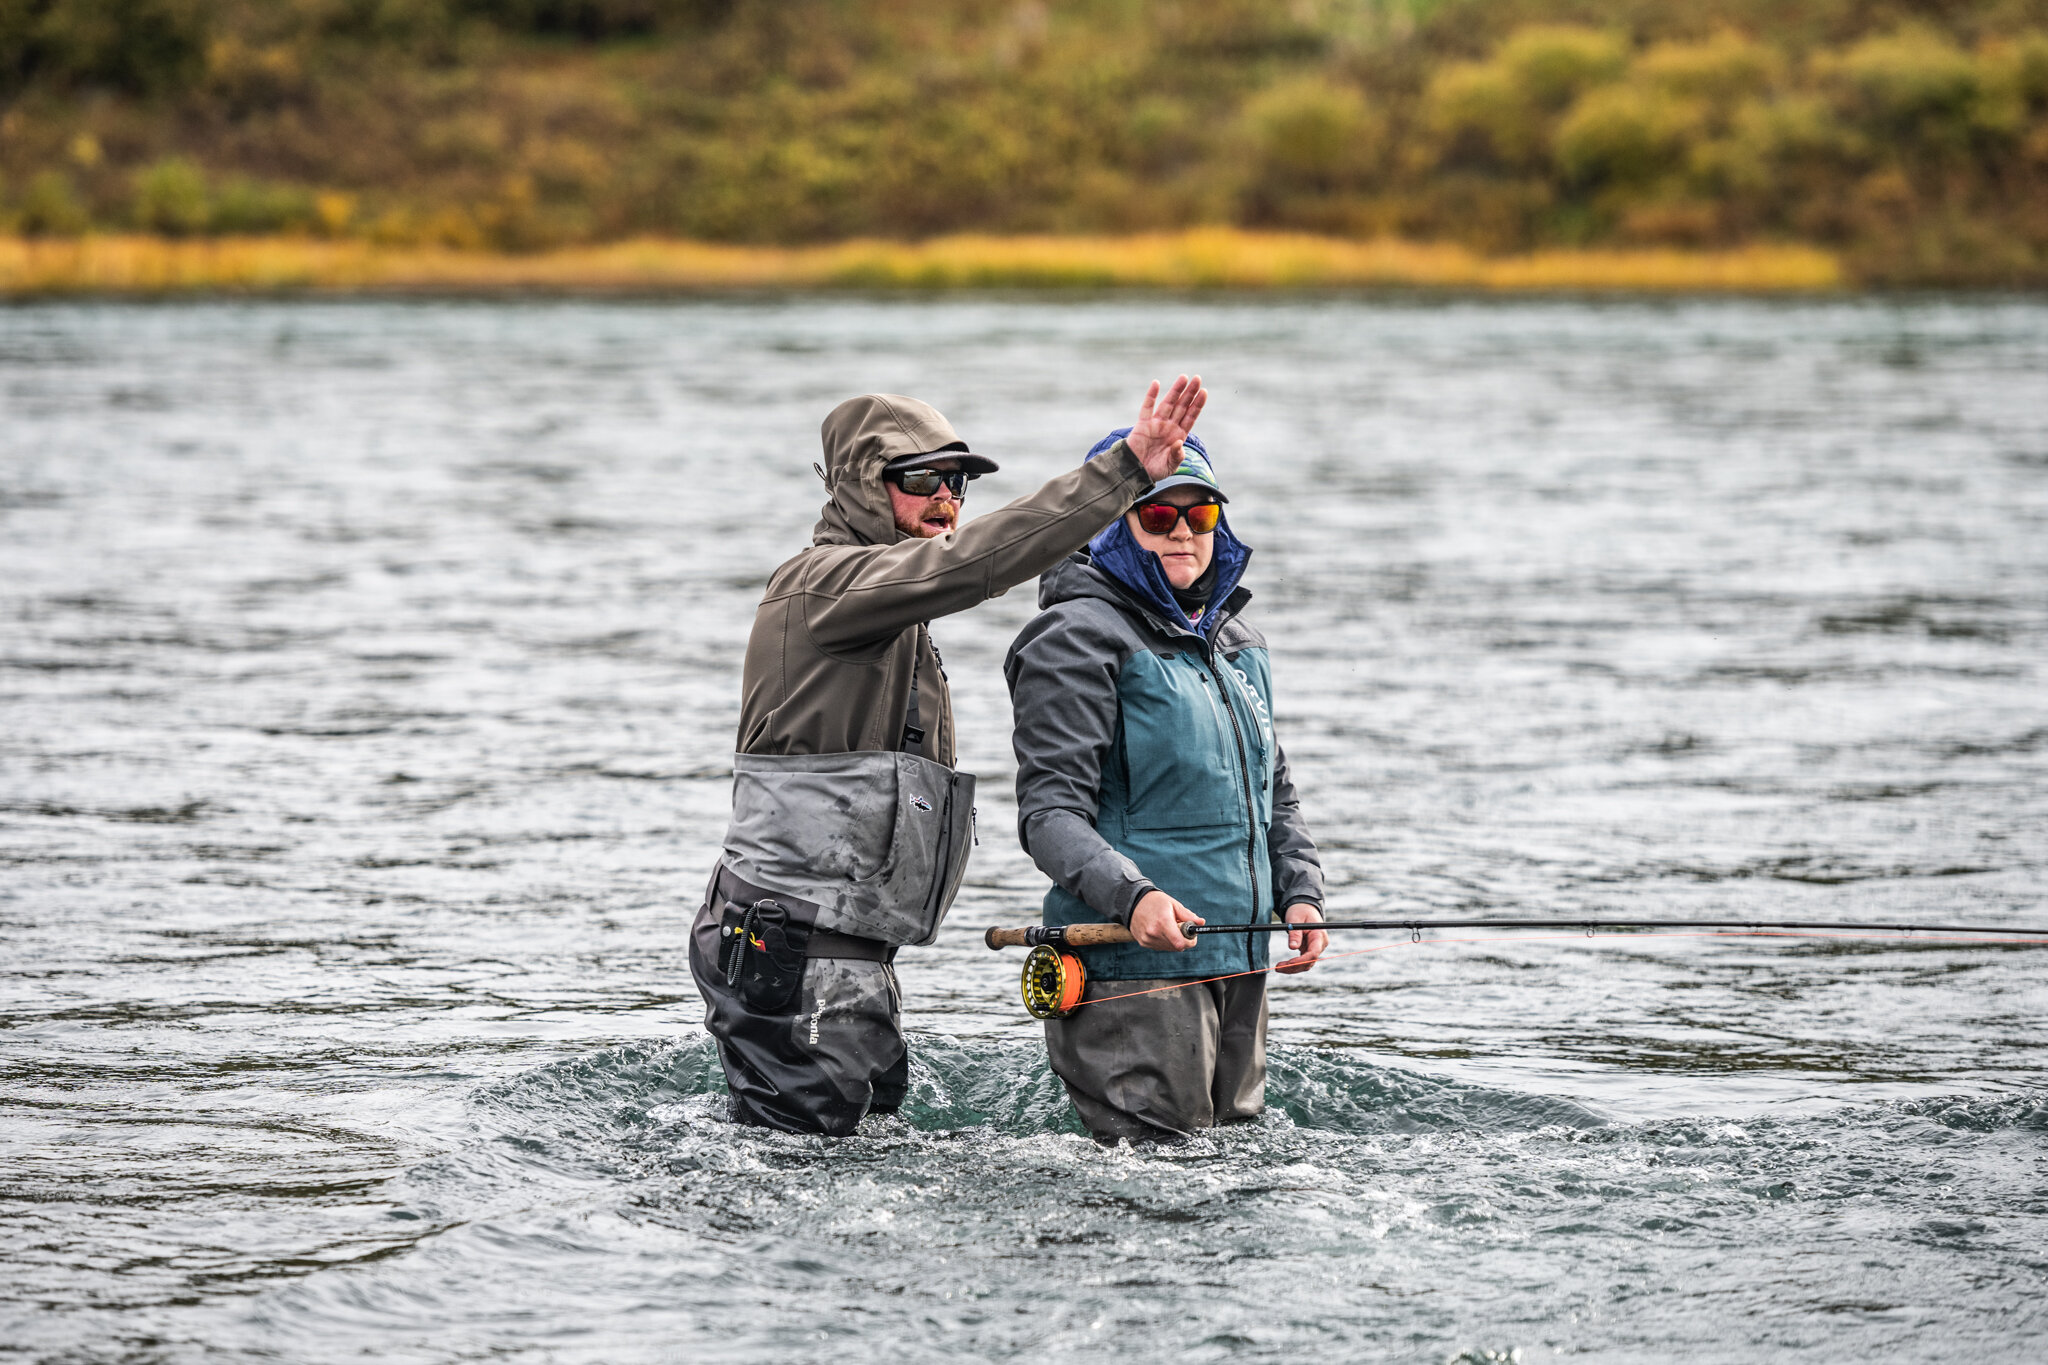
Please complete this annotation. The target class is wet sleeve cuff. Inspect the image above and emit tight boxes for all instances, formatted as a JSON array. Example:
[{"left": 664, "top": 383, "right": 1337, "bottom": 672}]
[
  {"left": 1108, "top": 439, "right": 1153, "bottom": 497},
  {"left": 1113, "top": 879, "right": 1158, "bottom": 925}
]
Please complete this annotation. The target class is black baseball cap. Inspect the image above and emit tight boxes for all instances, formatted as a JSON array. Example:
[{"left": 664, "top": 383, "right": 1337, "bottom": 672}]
[{"left": 882, "top": 444, "right": 999, "bottom": 477}]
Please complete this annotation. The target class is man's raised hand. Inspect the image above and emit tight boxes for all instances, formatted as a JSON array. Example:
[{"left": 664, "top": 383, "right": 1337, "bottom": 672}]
[{"left": 1125, "top": 375, "right": 1208, "bottom": 482}]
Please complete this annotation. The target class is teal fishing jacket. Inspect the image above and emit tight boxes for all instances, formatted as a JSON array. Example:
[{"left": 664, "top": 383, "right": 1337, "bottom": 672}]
[{"left": 1004, "top": 552, "right": 1325, "bottom": 982}]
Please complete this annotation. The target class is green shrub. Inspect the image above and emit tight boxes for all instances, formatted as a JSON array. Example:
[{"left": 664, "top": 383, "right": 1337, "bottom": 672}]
[
  {"left": 1634, "top": 31, "right": 1781, "bottom": 106},
  {"left": 132, "top": 156, "right": 209, "bottom": 233},
  {"left": 19, "top": 168, "right": 91, "bottom": 234},
  {"left": 1243, "top": 77, "right": 1381, "bottom": 192},
  {"left": 1494, "top": 25, "right": 1628, "bottom": 111},
  {"left": 210, "top": 177, "right": 315, "bottom": 233},
  {"left": 1825, "top": 28, "right": 1983, "bottom": 142},
  {"left": 1555, "top": 84, "right": 1700, "bottom": 186},
  {"left": 2012, "top": 33, "right": 2048, "bottom": 104},
  {"left": 1685, "top": 93, "right": 1852, "bottom": 200},
  {"left": 1125, "top": 97, "right": 1199, "bottom": 176},
  {"left": 1426, "top": 61, "right": 1540, "bottom": 165},
  {"left": 1732, "top": 94, "right": 1847, "bottom": 161},
  {"left": 1980, "top": 32, "right": 2048, "bottom": 123},
  {"left": 1426, "top": 25, "right": 1628, "bottom": 169}
]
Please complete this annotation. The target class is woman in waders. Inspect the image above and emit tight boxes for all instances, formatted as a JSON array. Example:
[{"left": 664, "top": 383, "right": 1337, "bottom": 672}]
[{"left": 1004, "top": 432, "right": 1328, "bottom": 1143}]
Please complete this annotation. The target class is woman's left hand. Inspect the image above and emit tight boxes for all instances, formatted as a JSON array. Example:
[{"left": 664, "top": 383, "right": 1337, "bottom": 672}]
[{"left": 1274, "top": 903, "right": 1327, "bottom": 974}]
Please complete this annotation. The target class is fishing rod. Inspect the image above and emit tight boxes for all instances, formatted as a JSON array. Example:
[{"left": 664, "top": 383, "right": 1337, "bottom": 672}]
[
  {"left": 986, "top": 916, "right": 2048, "bottom": 949},
  {"left": 983, "top": 916, "right": 2048, "bottom": 1019}
]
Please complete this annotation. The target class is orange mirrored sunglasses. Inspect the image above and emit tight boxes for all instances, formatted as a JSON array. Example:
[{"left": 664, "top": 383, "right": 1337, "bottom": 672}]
[{"left": 1133, "top": 500, "right": 1221, "bottom": 535}]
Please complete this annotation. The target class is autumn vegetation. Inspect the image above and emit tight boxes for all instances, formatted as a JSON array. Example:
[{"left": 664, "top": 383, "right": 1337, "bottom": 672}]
[{"left": 2, "top": 0, "right": 2046, "bottom": 290}]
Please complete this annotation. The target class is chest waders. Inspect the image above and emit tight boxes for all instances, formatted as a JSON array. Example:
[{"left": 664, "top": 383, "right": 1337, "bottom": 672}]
[{"left": 690, "top": 645, "right": 977, "bottom": 1135}]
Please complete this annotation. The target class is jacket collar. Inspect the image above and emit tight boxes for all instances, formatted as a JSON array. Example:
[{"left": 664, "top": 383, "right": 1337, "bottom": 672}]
[
  {"left": 1085, "top": 511, "right": 1252, "bottom": 639},
  {"left": 1039, "top": 552, "right": 1253, "bottom": 647}
]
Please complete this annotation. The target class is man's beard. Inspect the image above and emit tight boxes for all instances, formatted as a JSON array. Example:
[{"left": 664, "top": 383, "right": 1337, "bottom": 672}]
[{"left": 913, "top": 501, "right": 957, "bottom": 535}]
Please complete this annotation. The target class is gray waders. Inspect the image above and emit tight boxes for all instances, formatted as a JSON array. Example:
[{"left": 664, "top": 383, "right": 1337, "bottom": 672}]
[
  {"left": 690, "top": 734, "right": 975, "bottom": 1136},
  {"left": 1043, "top": 974, "right": 1269, "bottom": 1143}
]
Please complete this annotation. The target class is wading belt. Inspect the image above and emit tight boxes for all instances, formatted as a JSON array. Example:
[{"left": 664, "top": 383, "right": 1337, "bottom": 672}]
[{"left": 712, "top": 863, "right": 894, "bottom": 962}]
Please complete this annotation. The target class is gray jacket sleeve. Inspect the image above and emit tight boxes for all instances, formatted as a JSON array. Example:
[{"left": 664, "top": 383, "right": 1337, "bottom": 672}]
[
  {"left": 1004, "top": 604, "right": 1156, "bottom": 923},
  {"left": 1266, "top": 737, "right": 1325, "bottom": 913}
]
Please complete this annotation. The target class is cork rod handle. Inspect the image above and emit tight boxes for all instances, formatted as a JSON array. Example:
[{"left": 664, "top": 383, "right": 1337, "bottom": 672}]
[{"left": 983, "top": 923, "right": 1139, "bottom": 950}]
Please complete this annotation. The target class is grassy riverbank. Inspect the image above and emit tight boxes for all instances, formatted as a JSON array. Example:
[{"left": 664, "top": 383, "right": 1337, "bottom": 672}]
[
  {"left": 2, "top": 1, "right": 2045, "bottom": 287},
  {"left": 0, "top": 231, "right": 1842, "bottom": 296}
]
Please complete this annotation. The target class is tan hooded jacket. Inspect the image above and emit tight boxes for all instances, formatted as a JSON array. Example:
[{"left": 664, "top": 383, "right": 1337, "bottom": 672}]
[{"left": 738, "top": 394, "right": 1152, "bottom": 767}]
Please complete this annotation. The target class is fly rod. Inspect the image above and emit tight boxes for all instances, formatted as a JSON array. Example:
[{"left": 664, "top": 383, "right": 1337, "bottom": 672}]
[
  {"left": 987, "top": 916, "right": 2048, "bottom": 1018},
  {"left": 984, "top": 916, "right": 2048, "bottom": 950}
]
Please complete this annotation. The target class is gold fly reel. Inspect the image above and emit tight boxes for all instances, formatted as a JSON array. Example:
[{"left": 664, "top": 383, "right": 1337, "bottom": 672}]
[{"left": 1020, "top": 943, "right": 1086, "bottom": 1019}]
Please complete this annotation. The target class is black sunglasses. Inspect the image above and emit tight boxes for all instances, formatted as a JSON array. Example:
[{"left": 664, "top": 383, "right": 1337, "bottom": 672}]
[{"left": 888, "top": 468, "right": 973, "bottom": 497}]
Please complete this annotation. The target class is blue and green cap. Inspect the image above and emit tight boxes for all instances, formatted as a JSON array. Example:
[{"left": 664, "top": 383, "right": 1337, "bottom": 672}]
[{"left": 1084, "top": 429, "right": 1228, "bottom": 502}]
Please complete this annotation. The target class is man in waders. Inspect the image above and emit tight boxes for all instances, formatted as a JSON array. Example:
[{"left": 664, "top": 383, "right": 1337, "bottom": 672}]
[{"left": 691, "top": 380, "right": 1208, "bottom": 1135}]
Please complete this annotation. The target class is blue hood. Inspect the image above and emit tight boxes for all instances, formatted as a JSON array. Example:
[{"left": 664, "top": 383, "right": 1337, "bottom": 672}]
[{"left": 1084, "top": 428, "right": 1251, "bottom": 637}]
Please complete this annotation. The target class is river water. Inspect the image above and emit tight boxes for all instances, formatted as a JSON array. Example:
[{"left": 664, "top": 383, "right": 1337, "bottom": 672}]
[{"left": 2, "top": 296, "right": 2045, "bottom": 1362}]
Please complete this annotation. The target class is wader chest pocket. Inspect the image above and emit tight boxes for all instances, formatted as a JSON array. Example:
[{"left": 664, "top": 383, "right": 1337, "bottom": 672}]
[
  {"left": 722, "top": 750, "right": 977, "bottom": 947},
  {"left": 719, "top": 900, "right": 809, "bottom": 1012}
]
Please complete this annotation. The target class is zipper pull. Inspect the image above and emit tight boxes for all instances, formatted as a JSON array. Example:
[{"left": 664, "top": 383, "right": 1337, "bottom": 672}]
[{"left": 971, "top": 804, "right": 979, "bottom": 847}]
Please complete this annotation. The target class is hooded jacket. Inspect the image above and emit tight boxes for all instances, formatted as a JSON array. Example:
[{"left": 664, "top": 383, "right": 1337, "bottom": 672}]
[
  {"left": 1005, "top": 553, "right": 1325, "bottom": 981},
  {"left": 719, "top": 395, "right": 1156, "bottom": 946},
  {"left": 737, "top": 395, "right": 1153, "bottom": 766}
]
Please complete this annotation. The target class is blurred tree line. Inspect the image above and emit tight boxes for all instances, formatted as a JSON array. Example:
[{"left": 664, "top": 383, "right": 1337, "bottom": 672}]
[{"left": 2, "top": 0, "right": 2046, "bottom": 282}]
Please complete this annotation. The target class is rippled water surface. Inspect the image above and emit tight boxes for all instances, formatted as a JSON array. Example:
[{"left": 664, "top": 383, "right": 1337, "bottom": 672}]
[{"left": 4, "top": 297, "right": 2047, "bottom": 1363}]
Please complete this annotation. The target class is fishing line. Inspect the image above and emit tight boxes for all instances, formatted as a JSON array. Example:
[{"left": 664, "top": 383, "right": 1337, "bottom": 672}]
[{"left": 1012, "top": 926, "right": 2048, "bottom": 1017}]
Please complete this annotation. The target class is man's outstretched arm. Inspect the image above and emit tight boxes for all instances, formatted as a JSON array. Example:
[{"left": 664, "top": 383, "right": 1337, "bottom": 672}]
[{"left": 803, "top": 377, "right": 1207, "bottom": 652}]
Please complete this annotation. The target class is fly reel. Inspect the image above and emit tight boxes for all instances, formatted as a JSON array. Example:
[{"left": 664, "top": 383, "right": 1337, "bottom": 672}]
[{"left": 1020, "top": 944, "right": 1086, "bottom": 1019}]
